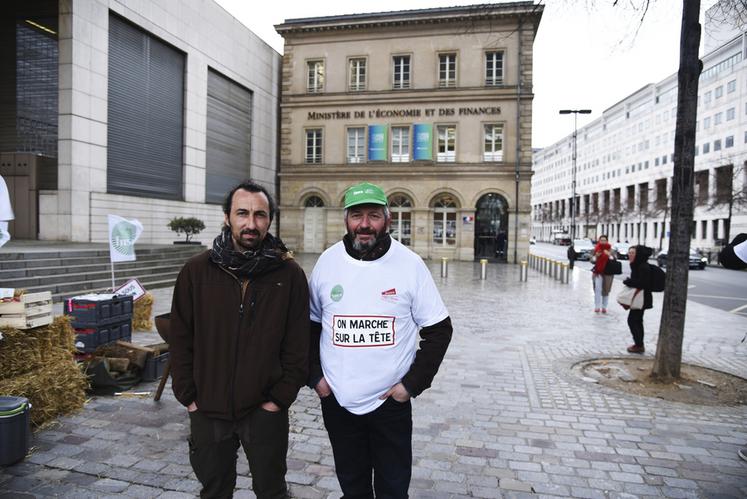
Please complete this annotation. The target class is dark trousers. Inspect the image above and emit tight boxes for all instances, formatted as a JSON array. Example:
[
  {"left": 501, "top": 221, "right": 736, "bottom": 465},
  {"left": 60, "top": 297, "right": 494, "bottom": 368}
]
[
  {"left": 628, "top": 309, "right": 645, "bottom": 347},
  {"left": 321, "top": 394, "right": 412, "bottom": 499},
  {"left": 188, "top": 408, "right": 289, "bottom": 499}
]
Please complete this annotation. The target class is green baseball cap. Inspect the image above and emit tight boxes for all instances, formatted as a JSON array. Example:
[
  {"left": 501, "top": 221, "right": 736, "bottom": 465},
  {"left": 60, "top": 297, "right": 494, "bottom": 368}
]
[{"left": 344, "top": 182, "right": 387, "bottom": 209}]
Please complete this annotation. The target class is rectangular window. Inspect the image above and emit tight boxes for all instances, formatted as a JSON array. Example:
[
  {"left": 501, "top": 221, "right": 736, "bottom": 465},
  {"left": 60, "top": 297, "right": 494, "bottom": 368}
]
[
  {"left": 714, "top": 112, "right": 723, "bottom": 125},
  {"left": 703, "top": 142, "right": 710, "bottom": 154},
  {"left": 655, "top": 157, "right": 659, "bottom": 166},
  {"left": 704, "top": 117, "right": 711, "bottom": 128},
  {"left": 305, "top": 129, "right": 322, "bottom": 163},
  {"left": 307, "top": 60, "right": 324, "bottom": 93},
  {"left": 714, "top": 139, "right": 722, "bottom": 151},
  {"left": 349, "top": 58, "right": 366, "bottom": 91},
  {"left": 439, "top": 53, "right": 457, "bottom": 88},
  {"left": 485, "top": 51, "right": 504, "bottom": 86},
  {"left": 715, "top": 85, "right": 723, "bottom": 98},
  {"left": 726, "top": 135, "right": 734, "bottom": 148},
  {"left": 704, "top": 91, "right": 712, "bottom": 104},
  {"left": 727, "top": 79, "right": 736, "bottom": 93},
  {"left": 108, "top": 14, "right": 184, "bottom": 200},
  {"left": 393, "top": 55, "right": 411, "bottom": 89},
  {"left": 483, "top": 124, "right": 504, "bottom": 161},
  {"left": 347, "top": 127, "right": 365, "bottom": 163},
  {"left": 727, "top": 107, "right": 735, "bottom": 120},
  {"left": 437, "top": 125, "right": 456, "bottom": 162},
  {"left": 701, "top": 220, "right": 707, "bottom": 239},
  {"left": 391, "top": 126, "right": 410, "bottom": 162}
]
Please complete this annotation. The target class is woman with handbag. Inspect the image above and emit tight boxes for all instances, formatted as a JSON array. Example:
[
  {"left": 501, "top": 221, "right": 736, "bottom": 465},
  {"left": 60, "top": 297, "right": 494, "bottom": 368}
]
[
  {"left": 622, "top": 245, "right": 654, "bottom": 353},
  {"left": 590, "top": 235, "right": 615, "bottom": 313}
]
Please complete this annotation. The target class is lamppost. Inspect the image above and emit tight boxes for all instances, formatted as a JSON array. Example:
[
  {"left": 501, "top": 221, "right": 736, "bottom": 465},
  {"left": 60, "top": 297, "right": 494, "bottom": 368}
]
[{"left": 559, "top": 109, "right": 591, "bottom": 244}]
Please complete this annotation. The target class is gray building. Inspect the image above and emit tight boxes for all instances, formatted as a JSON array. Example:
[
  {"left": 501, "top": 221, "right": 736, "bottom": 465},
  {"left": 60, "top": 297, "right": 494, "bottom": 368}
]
[{"left": 2, "top": 0, "right": 280, "bottom": 244}]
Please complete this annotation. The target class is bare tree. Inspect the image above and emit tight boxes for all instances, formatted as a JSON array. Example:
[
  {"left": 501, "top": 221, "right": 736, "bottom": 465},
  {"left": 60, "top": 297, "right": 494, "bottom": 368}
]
[
  {"left": 707, "top": 162, "right": 747, "bottom": 242},
  {"left": 652, "top": 0, "right": 702, "bottom": 381}
]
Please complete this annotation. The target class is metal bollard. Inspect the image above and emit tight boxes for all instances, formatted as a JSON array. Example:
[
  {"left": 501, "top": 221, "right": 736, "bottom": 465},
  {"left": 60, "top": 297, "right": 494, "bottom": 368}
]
[
  {"left": 561, "top": 262, "right": 569, "bottom": 283},
  {"left": 554, "top": 260, "right": 560, "bottom": 280},
  {"left": 520, "top": 260, "right": 528, "bottom": 281},
  {"left": 480, "top": 258, "right": 488, "bottom": 280},
  {"left": 441, "top": 257, "right": 448, "bottom": 277}
]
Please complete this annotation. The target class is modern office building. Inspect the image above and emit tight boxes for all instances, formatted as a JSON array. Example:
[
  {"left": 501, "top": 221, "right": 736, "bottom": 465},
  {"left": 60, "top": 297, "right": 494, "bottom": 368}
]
[
  {"left": 532, "top": 6, "right": 747, "bottom": 252},
  {"left": 275, "top": 2, "right": 543, "bottom": 261},
  {"left": 1, "top": 0, "right": 280, "bottom": 244}
]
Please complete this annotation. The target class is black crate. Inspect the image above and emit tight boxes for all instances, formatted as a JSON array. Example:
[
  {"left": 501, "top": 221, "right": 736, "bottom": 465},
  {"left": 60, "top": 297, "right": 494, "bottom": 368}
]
[
  {"left": 73, "top": 318, "right": 132, "bottom": 353},
  {"left": 64, "top": 295, "right": 133, "bottom": 327},
  {"left": 142, "top": 351, "right": 169, "bottom": 382}
]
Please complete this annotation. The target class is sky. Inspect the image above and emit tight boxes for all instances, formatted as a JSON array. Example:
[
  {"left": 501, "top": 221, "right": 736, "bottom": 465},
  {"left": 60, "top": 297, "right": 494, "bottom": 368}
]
[{"left": 215, "top": 0, "right": 719, "bottom": 149}]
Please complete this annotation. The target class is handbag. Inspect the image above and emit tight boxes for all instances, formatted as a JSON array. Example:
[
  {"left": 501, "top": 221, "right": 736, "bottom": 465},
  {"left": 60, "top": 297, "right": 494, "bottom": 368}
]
[
  {"left": 616, "top": 286, "right": 643, "bottom": 310},
  {"left": 604, "top": 259, "right": 622, "bottom": 275}
]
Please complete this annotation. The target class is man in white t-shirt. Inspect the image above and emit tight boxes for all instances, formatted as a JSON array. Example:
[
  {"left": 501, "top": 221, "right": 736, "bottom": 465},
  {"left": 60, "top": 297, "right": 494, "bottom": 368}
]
[{"left": 308, "top": 182, "right": 453, "bottom": 498}]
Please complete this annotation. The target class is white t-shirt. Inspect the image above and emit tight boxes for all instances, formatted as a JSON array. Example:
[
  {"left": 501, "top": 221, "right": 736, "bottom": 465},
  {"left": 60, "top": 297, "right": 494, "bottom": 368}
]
[{"left": 309, "top": 239, "right": 449, "bottom": 415}]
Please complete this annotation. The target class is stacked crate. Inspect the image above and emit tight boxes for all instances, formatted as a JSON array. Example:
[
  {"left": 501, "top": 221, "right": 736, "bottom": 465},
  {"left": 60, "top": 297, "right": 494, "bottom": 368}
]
[{"left": 63, "top": 295, "right": 133, "bottom": 352}]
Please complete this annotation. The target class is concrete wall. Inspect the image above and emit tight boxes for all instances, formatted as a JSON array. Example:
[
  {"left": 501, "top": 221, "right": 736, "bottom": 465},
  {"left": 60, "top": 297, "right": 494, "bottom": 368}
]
[{"left": 42, "top": 0, "right": 280, "bottom": 244}]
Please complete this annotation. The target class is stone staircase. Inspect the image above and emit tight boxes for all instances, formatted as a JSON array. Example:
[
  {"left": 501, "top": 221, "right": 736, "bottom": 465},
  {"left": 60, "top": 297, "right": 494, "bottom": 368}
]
[{"left": 0, "top": 244, "right": 206, "bottom": 302}]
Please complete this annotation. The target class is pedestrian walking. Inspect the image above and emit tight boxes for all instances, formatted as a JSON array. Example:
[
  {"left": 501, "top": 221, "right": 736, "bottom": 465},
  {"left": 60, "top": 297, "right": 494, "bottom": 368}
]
[
  {"left": 717, "top": 233, "right": 747, "bottom": 462},
  {"left": 169, "top": 180, "right": 310, "bottom": 499},
  {"left": 591, "top": 235, "right": 615, "bottom": 313},
  {"left": 567, "top": 244, "right": 577, "bottom": 269},
  {"left": 622, "top": 245, "right": 653, "bottom": 353},
  {"left": 308, "top": 181, "right": 453, "bottom": 498}
]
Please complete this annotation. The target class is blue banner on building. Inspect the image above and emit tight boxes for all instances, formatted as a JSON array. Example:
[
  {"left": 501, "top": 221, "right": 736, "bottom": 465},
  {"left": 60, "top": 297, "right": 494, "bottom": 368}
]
[
  {"left": 413, "top": 123, "right": 432, "bottom": 161},
  {"left": 368, "top": 125, "right": 387, "bottom": 161}
]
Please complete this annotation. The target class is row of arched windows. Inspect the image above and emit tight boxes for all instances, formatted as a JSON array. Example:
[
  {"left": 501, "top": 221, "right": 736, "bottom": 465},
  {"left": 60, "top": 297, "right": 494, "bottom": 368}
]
[{"left": 303, "top": 192, "right": 459, "bottom": 247}]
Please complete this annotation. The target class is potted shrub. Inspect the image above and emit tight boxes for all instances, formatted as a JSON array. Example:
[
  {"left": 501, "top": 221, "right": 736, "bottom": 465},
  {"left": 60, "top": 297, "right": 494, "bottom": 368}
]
[{"left": 168, "top": 217, "right": 205, "bottom": 244}]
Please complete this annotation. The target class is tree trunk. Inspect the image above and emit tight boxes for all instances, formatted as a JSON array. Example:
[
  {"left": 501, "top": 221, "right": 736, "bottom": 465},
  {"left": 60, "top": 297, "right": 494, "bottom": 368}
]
[{"left": 652, "top": 0, "right": 702, "bottom": 381}]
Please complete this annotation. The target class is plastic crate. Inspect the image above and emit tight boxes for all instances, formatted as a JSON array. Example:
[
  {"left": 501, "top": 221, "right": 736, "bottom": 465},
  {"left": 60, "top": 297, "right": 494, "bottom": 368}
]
[
  {"left": 142, "top": 351, "right": 169, "bottom": 382},
  {"left": 64, "top": 294, "right": 133, "bottom": 327},
  {"left": 74, "top": 318, "right": 132, "bottom": 352}
]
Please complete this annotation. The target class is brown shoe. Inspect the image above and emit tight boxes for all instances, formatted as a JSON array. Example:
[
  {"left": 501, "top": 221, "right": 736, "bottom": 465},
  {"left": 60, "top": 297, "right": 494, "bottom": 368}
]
[{"left": 627, "top": 344, "right": 645, "bottom": 354}]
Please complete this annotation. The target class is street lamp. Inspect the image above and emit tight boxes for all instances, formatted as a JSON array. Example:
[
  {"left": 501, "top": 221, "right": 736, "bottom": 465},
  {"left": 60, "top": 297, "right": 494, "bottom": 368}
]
[{"left": 559, "top": 109, "right": 591, "bottom": 244}]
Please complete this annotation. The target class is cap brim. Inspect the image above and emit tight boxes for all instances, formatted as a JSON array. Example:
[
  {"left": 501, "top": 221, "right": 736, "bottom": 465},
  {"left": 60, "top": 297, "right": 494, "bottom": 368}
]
[{"left": 345, "top": 198, "right": 387, "bottom": 208}]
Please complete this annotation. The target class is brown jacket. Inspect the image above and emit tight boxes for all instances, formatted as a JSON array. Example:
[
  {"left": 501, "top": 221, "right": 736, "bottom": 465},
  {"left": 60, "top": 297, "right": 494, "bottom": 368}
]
[{"left": 170, "top": 250, "right": 309, "bottom": 420}]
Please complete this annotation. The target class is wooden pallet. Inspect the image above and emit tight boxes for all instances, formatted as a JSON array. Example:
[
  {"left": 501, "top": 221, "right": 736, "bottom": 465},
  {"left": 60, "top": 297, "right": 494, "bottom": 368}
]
[{"left": 0, "top": 291, "right": 54, "bottom": 329}]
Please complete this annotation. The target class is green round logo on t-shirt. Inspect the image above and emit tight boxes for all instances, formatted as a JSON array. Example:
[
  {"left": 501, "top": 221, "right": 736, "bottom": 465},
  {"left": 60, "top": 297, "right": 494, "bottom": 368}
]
[{"left": 330, "top": 284, "right": 344, "bottom": 302}]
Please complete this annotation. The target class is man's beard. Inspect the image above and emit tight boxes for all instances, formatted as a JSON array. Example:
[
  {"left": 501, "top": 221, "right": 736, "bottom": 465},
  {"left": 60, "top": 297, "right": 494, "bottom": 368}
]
[
  {"left": 350, "top": 227, "right": 386, "bottom": 251},
  {"left": 231, "top": 225, "right": 263, "bottom": 251}
]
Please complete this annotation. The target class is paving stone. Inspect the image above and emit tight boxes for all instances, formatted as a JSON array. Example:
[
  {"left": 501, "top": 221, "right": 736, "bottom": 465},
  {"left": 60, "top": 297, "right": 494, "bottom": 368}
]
[
  {"left": 90, "top": 478, "right": 130, "bottom": 493},
  {"left": 499, "top": 478, "right": 534, "bottom": 492}
]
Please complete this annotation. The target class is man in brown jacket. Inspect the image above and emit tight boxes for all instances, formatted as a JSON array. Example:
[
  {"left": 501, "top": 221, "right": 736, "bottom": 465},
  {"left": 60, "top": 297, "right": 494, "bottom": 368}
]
[{"left": 170, "top": 180, "right": 309, "bottom": 499}]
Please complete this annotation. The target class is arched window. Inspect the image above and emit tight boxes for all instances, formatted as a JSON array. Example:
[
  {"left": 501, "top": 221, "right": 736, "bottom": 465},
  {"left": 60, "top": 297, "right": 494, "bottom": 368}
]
[
  {"left": 431, "top": 194, "right": 458, "bottom": 246},
  {"left": 304, "top": 195, "right": 325, "bottom": 207},
  {"left": 388, "top": 194, "right": 412, "bottom": 246}
]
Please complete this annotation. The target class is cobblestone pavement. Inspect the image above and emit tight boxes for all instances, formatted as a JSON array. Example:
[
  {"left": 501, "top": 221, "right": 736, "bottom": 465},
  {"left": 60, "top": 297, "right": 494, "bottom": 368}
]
[{"left": 2, "top": 255, "right": 746, "bottom": 498}]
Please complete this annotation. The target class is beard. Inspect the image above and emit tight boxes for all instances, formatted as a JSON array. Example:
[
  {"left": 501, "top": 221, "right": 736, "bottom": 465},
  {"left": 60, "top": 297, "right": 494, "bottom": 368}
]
[
  {"left": 230, "top": 225, "right": 263, "bottom": 251},
  {"left": 349, "top": 226, "right": 387, "bottom": 252}
]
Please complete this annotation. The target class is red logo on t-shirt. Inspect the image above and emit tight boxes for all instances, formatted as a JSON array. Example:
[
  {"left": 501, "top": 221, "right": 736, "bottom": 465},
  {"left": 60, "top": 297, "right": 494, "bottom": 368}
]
[{"left": 381, "top": 288, "right": 396, "bottom": 296}]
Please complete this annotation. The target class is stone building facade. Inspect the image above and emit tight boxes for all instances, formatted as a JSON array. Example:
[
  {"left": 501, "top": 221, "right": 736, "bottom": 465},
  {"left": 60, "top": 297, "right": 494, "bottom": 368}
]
[{"left": 275, "top": 2, "right": 543, "bottom": 261}]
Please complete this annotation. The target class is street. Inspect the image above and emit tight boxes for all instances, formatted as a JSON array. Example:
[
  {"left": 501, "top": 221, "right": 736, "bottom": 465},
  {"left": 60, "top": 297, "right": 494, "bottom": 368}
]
[{"left": 529, "top": 242, "right": 747, "bottom": 317}]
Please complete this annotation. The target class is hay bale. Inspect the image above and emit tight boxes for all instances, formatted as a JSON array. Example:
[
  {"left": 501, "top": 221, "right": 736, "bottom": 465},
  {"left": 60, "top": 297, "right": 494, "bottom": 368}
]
[
  {"left": 132, "top": 292, "right": 154, "bottom": 331},
  {"left": 0, "top": 316, "right": 88, "bottom": 426},
  {"left": 0, "top": 347, "right": 88, "bottom": 426}
]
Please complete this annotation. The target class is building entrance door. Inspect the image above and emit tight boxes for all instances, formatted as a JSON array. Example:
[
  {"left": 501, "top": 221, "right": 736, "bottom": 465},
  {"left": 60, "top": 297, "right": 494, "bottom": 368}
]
[
  {"left": 474, "top": 193, "right": 508, "bottom": 261},
  {"left": 303, "top": 195, "right": 325, "bottom": 253}
]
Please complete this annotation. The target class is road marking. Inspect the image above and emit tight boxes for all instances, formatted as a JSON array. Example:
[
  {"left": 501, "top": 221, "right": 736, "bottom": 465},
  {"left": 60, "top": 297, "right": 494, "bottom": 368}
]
[
  {"left": 728, "top": 303, "right": 747, "bottom": 314},
  {"left": 688, "top": 293, "right": 743, "bottom": 300},
  {"left": 688, "top": 285, "right": 696, "bottom": 289}
]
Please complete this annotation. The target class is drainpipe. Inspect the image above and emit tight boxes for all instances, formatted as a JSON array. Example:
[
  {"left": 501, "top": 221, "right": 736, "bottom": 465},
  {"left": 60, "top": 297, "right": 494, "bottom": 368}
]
[{"left": 514, "top": 17, "right": 523, "bottom": 264}]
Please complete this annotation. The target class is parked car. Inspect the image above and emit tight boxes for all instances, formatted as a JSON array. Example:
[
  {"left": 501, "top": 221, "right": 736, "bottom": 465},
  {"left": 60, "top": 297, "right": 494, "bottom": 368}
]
[
  {"left": 552, "top": 232, "right": 571, "bottom": 245},
  {"left": 572, "top": 239, "right": 595, "bottom": 261},
  {"left": 656, "top": 248, "right": 707, "bottom": 269},
  {"left": 613, "top": 242, "right": 631, "bottom": 260}
]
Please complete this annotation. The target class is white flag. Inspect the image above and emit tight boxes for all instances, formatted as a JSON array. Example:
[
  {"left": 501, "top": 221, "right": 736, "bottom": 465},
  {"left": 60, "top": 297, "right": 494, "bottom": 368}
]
[{"left": 108, "top": 215, "right": 143, "bottom": 262}]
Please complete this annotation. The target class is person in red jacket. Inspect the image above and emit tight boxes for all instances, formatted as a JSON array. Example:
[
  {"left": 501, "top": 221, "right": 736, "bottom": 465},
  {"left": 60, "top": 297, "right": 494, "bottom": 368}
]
[
  {"left": 170, "top": 180, "right": 309, "bottom": 499},
  {"left": 591, "top": 235, "right": 615, "bottom": 313}
]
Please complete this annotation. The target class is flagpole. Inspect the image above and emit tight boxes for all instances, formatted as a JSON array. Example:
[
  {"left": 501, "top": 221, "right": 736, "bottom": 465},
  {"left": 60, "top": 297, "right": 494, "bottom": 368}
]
[{"left": 111, "top": 262, "right": 116, "bottom": 290}]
